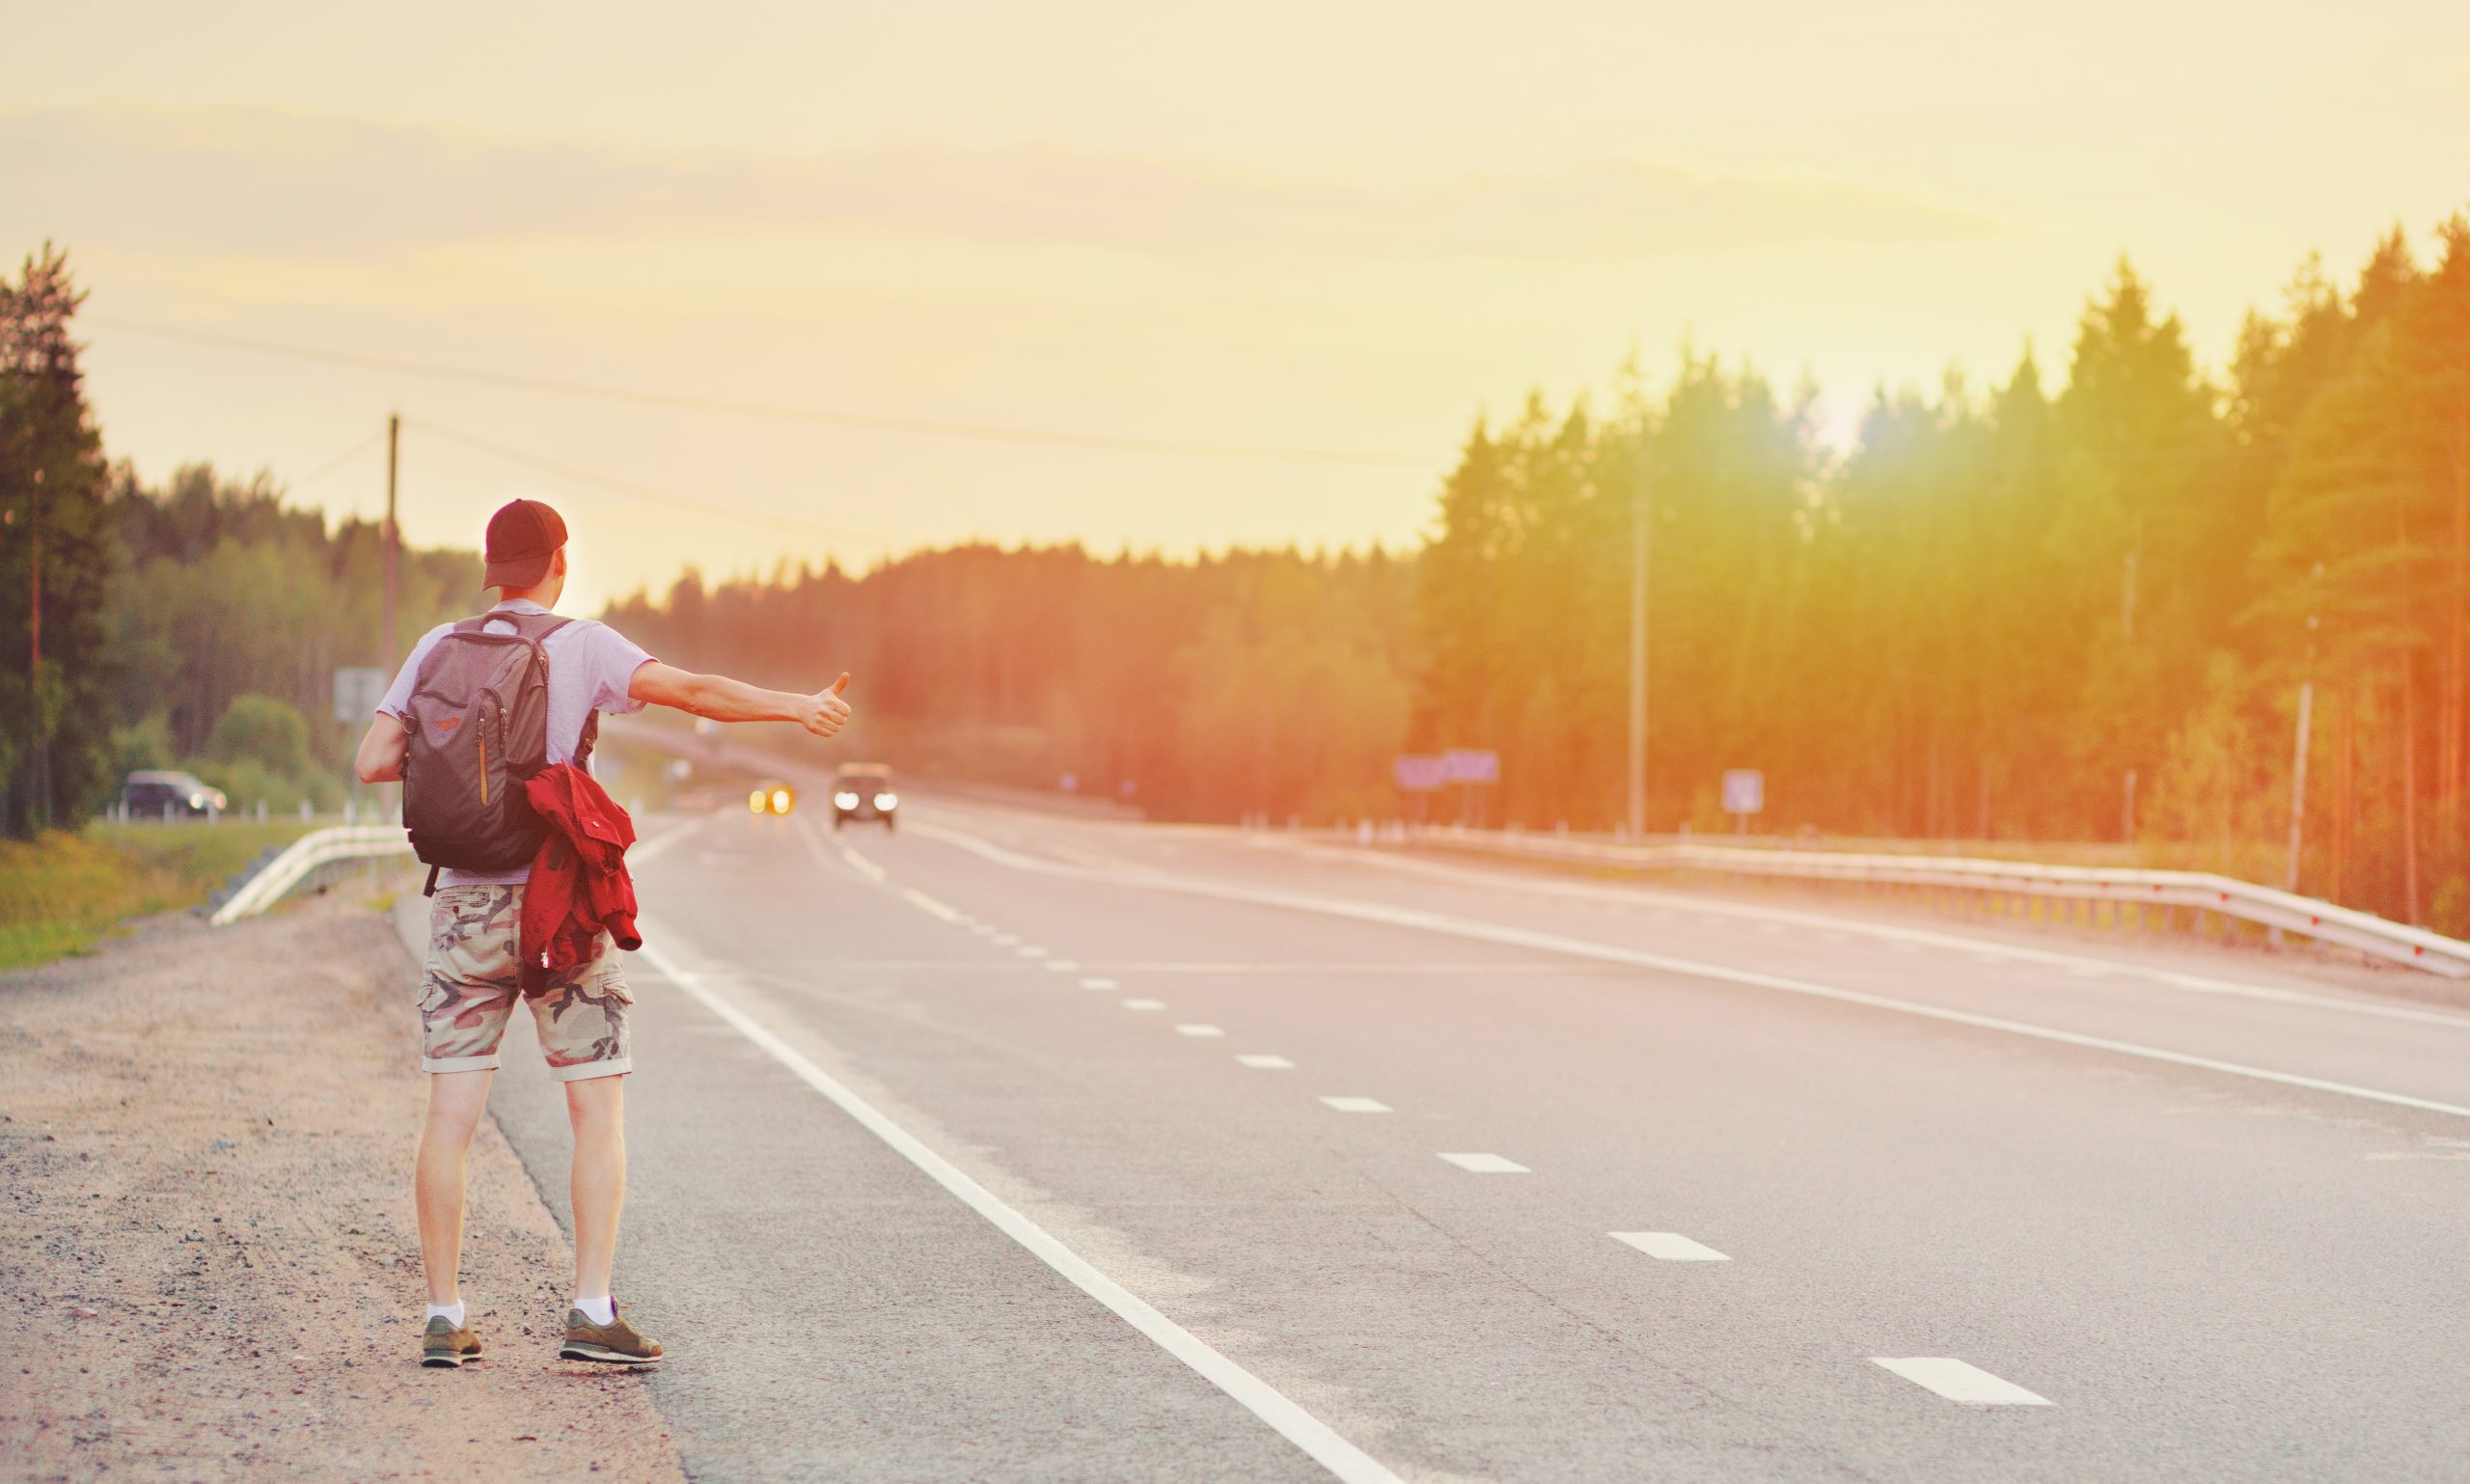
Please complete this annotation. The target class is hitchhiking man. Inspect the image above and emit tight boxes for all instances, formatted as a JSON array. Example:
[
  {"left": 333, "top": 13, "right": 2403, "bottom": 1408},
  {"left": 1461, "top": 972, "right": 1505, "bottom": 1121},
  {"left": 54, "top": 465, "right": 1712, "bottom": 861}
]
[{"left": 353, "top": 498, "right": 852, "bottom": 1367}]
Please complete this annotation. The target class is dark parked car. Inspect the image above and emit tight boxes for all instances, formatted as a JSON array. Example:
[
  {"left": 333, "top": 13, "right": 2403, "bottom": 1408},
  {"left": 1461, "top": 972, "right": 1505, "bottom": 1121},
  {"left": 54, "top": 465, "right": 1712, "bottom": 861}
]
[
  {"left": 832, "top": 764, "right": 896, "bottom": 830},
  {"left": 122, "top": 769, "right": 227, "bottom": 818}
]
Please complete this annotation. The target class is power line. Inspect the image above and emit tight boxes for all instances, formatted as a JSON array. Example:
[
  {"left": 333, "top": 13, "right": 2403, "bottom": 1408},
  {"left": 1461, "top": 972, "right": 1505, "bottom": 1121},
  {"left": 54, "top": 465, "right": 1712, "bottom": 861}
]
[
  {"left": 410, "top": 419, "right": 896, "bottom": 544},
  {"left": 284, "top": 428, "right": 389, "bottom": 494},
  {"left": 88, "top": 316, "right": 1441, "bottom": 470}
]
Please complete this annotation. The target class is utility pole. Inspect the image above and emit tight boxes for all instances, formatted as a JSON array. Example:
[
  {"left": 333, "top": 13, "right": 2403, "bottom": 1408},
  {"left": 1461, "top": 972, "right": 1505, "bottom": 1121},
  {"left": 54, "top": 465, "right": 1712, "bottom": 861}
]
[
  {"left": 382, "top": 412, "right": 399, "bottom": 669},
  {"left": 2287, "top": 591, "right": 2321, "bottom": 893},
  {"left": 26, "top": 467, "right": 41, "bottom": 830},
  {"left": 1627, "top": 452, "right": 1649, "bottom": 839}
]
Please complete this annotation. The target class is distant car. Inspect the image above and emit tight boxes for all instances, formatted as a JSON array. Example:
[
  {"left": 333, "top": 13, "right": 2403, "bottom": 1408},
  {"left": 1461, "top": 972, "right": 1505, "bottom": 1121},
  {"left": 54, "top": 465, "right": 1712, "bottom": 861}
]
[
  {"left": 123, "top": 769, "right": 227, "bottom": 818},
  {"left": 832, "top": 764, "right": 897, "bottom": 830},
  {"left": 748, "top": 780, "right": 797, "bottom": 817}
]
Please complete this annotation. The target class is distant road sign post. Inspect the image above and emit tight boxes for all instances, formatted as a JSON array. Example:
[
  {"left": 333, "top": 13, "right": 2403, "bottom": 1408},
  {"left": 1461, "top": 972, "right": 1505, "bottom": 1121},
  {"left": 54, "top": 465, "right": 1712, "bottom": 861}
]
[
  {"left": 1393, "top": 754, "right": 1447, "bottom": 825},
  {"left": 1721, "top": 769, "right": 1764, "bottom": 834},
  {"left": 332, "top": 666, "right": 387, "bottom": 725},
  {"left": 1441, "top": 749, "right": 1500, "bottom": 828}
]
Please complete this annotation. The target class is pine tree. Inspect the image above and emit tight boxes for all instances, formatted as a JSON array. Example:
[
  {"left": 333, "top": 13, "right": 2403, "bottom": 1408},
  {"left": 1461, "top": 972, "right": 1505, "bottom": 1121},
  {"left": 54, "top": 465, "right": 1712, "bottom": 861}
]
[{"left": 0, "top": 245, "right": 114, "bottom": 836}]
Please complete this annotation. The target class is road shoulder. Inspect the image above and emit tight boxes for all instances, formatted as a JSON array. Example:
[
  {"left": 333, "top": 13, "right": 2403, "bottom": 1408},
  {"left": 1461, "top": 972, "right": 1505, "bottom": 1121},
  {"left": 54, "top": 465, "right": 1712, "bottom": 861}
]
[{"left": 0, "top": 886, "right": 686, "bottom": 1484}]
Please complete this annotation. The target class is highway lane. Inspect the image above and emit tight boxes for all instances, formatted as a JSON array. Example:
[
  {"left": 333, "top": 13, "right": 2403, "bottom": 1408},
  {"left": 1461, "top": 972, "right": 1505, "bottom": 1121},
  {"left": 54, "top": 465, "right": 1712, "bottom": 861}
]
[{"left": 469, "top": 795, "right": 2470, "bottom": 1482}]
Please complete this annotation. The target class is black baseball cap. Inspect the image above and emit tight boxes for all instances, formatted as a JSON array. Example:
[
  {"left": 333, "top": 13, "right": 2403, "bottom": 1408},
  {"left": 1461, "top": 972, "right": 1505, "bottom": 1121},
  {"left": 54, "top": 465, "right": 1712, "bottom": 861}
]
[{"left": 481, "top": 498, "right": 567, "bottom": 590}]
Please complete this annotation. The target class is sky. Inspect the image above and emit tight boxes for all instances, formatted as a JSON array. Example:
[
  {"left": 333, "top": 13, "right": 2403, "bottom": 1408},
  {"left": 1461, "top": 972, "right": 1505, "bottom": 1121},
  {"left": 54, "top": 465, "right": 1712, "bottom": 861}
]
[{"left": 7, "top": 0, "right": 2468, "bottom": 614}]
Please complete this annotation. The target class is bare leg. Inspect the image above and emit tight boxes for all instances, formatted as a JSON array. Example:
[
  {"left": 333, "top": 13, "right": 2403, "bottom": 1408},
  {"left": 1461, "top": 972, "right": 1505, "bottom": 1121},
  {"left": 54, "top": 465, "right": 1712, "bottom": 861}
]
[
  {"left": 415, "top": 1069, "right": 497, "bottom": 1306},
  {"left": 564, "top": 1074, "right": 627, "bottom": 1301}
]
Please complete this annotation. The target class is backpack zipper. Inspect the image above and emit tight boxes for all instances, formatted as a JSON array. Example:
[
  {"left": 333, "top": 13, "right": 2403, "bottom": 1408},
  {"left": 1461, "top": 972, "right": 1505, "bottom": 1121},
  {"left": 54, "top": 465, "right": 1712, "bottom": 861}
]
[{"left": 479, "top": 731, "right": 489, "bottom": 804}]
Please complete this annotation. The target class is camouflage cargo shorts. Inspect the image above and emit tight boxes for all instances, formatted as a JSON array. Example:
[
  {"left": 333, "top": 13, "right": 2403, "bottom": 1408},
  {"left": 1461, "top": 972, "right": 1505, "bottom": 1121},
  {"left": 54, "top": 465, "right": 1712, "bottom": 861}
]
[{"left": 418, "top": 883, "right": 633, "bottom": 1081}]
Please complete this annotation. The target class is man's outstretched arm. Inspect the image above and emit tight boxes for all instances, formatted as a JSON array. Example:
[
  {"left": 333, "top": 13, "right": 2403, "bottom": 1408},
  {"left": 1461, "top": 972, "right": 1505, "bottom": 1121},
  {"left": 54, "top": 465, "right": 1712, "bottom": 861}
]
[{"left": 628, "top": 662, "right": 852, "bottom": 739}]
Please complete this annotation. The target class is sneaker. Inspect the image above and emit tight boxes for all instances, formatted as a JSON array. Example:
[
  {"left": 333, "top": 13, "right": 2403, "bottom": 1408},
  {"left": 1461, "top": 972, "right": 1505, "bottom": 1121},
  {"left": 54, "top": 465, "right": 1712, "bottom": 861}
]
[
  {"left": 421, "top": 1314, "right": 482, "bottom": 1368},
  {"left": 559, "top": 1300, "right": 664, "bottom": 1365}
]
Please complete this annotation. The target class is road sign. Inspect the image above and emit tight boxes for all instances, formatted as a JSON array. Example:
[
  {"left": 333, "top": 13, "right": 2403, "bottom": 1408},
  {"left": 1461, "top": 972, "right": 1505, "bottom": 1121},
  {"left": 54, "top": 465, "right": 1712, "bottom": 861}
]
[
  {"left": 1722, "top": 769, "right": 1765, "bottom": 815},
  {"left": 332, "top": 666, "right": 387, "bottom": 724},
  {"left": 1441, "top": 749, "right": 1500, "bottom": 784},
  {"left": 1393, "top": 755, "right": 1449, "bottom": 792}
]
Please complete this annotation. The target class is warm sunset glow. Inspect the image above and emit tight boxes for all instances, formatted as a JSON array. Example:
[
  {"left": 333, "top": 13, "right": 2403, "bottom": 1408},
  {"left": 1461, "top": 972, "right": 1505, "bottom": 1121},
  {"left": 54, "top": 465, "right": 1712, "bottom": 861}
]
[{"left": 7, "top": 1, "right": 2467, "bottom": 610}]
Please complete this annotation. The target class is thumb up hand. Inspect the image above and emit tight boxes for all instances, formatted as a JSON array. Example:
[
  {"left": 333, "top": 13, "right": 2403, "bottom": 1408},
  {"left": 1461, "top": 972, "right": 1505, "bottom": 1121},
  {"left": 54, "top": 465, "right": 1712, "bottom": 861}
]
[{"left": 801, "top": 673, "right": 852, "bottom": 739}]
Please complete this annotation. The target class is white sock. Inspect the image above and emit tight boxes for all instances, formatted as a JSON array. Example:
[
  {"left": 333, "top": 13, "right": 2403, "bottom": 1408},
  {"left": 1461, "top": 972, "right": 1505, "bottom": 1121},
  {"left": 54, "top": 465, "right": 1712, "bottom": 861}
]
[
  {"left": 572, "top": 1294, "right": 615, "bottom": 1325},
  {"left": 425, "top": 1300, "right": 466, "bottom": 1328}
]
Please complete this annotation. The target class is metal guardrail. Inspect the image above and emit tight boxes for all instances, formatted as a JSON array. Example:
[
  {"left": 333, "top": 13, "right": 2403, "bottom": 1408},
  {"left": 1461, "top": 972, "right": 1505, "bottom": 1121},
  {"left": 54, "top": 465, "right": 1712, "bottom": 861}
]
[
  {"left": 206, "top": 825, "right": 413, "bottom": 926},
  {"left": 1402, "top": 830, "right": 2470, "bottom": 978}
]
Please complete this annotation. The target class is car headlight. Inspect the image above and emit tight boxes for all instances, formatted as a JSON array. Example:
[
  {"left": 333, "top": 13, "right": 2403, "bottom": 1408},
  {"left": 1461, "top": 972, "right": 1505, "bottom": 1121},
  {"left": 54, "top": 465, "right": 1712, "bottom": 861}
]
[
  {"left": 834, "top": 790, "right": 860, "bottom": 809},
  {"left": 771, "top": 788, "right": 793, "bottom": 814},
  {"left": 188, "top": 792, "right": 205, "bottom": 808},
  {"left": 873, "top": 791, "right": 897, "bottom": 810},
  {"left": 749, "top": 788, "right": 767, "bottom": 814}
]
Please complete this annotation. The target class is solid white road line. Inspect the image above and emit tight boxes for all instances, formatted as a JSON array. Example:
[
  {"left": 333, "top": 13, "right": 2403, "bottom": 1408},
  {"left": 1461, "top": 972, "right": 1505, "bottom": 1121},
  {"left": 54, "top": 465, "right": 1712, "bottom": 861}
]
[
  {"left": 1439, "top": 1152, "right": 1528, "bottom": 1172},
  {"left": 1081, "top": 977, "right": 1119, "bottom": 990},
  {"left": 904, "top": 819, "right": 2470, "bottom": 1124},
  {"left": 1176, "top": 1024, "right": 1226, "bottom": 1038},
  {"left": 1320, "top": 1097, "right": 1391, "bottom": 1113},
  {"left": 1237, "top": 1055, "right": 1296, "bottom": 1069},
  {"left": 1123, "top": 999, "right": 1165, "bottom": 1010},
  {"left": 632, "top": 936, "right": 1406, "bottom": 1484},
  {"left": 1300, "top": 839, "right": 2470, "bottom": 1031},
  {"left": 1610, "top": 1231, "right": 1730, "bottom": 1262},
  {"left": 1871, "top": 1357, "right": 2051, "bottom": 1406},
  {"left": 629, "top": 815, "right": 707, "bottom": 866}
]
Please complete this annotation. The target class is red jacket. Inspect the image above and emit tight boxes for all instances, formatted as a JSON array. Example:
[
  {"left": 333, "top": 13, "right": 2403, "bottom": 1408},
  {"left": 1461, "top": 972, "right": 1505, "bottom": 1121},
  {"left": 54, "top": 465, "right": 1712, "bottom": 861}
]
[{"left": 519, "top": 764, "right": 642, "bottom": 994}]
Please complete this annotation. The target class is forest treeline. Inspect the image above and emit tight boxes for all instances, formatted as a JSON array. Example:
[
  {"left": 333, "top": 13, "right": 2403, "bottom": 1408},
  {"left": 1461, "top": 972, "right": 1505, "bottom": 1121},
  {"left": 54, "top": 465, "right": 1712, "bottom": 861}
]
[
  {"left": 1, "top": 245, "right": 473, "bottom": 826},
  {"left": 7, "top": 208, "right": 2467, "bottom": 929},
  {"left": 613, "top": 212, "right": 2470, "bottom": 928}
]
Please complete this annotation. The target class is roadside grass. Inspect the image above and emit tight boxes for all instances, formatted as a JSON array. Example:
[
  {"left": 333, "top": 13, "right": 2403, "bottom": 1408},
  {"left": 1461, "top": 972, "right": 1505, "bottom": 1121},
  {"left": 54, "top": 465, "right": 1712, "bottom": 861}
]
[{"left": 0, "top": 821, "right": 318, "bottom": 972}]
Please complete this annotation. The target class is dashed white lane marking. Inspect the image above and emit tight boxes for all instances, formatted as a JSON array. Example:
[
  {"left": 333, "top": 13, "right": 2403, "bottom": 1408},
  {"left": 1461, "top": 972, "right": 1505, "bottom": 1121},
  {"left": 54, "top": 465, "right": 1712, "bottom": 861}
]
[
  {"left": 1610, "top": 1231, "right": 1730, "bottom": 1261},
  {"left": 992, "top": 933, "right": 1022, "bottom": 947},
  {"left": 1018, "top": 946, "right": 1050, "bottom": 958},
  {"left": 1871, "top": 1358, "right": 2051, "bottom": 1406},
  {"left": 632, "top": 936, "right": 1406, "bottom": 1484},
  {"left": 838, "top": 844, "right": 889, "bottom": 882},
  {"left": 1439, "top": 1152, "right": 1528, "bottom": 1172},
  {"left": 1081, "top": 977, "right": 1118, "bottom": 990},
  {"left": 899, "top": 887, "right": 964, "bottom": 923},
  {"left": 1046, "top": 959, "right": 1082, "bottom": 972},
  {"left": 1123, "top": 999, "right": 1166, "bottom": 1010},
  {"left": 1176, "top": 1024, "right": 1226, "bottom": 1038},
  {"left": 906, "top": 819, "right": 2470, "bottom": 1123},
  {"left": 1321, "top": 1097, "right": 1391, "bottom": 1113},
  {"left": 1237, "top": 1055, "right": 1296, "bottom": 1069}
]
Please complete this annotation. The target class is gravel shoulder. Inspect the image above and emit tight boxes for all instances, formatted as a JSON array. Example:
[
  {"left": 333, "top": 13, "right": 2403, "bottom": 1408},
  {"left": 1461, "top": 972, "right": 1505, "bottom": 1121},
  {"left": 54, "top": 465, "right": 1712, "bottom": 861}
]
[{"left": 0, "top": 885, "right": 687, "bottom": 1484}]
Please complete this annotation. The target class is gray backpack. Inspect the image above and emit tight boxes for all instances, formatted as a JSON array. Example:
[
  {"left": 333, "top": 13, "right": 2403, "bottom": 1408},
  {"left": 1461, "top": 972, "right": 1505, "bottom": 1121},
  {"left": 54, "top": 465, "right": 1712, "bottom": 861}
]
[{"left": 401, "top": 611, "right": 597, "bottom": 889}]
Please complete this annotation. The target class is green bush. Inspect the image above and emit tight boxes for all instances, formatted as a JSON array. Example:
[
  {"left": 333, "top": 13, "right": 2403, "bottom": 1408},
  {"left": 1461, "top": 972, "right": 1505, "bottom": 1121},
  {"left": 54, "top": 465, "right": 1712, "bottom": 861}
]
[
  {"left": 110, "top": 713, "right": 175, "bottom": 777},
  {"left": 206, "top": 695, "right": 312, "bottom": 780}
]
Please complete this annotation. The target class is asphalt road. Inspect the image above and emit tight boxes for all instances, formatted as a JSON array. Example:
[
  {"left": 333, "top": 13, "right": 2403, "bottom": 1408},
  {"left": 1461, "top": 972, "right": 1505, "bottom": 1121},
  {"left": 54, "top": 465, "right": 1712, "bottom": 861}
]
[{"left": 455, "top": 793, "right": 2470, "bottom": 1482}]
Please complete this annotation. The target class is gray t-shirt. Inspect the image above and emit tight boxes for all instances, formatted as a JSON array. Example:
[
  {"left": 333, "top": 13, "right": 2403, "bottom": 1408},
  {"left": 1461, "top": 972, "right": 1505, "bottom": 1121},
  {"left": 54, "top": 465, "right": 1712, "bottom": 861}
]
[{"left": 377, "top": 598, "right": 656, "bottom": 886}]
